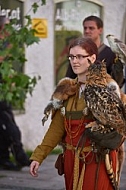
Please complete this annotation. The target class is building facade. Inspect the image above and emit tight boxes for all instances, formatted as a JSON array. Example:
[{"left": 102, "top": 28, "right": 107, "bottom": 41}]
[{"left": 1, "top": 0, "right": 125, "bottom": 150}]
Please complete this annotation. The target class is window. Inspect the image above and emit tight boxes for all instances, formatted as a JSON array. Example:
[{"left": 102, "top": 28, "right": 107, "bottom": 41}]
[{"left": 54, "top": 0, "right": 103, "bottom": 84}]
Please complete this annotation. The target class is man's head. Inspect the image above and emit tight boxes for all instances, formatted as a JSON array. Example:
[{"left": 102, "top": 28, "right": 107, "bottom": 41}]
[{"left": 82, "top": 16, "right": 103, "bottom": 45}]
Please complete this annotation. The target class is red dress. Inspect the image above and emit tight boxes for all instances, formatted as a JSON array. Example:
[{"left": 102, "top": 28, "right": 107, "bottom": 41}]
[{"left": 63, "top": 97, "right": 117, "bottom": 190}]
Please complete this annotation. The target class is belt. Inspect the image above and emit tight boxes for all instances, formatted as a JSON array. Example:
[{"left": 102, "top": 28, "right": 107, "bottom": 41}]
[
  {"left": 64, "top": 143, "right": 92, "bottom": 190},
  {"left": 65, "top": 143, "right": 92, "bottom": 153}
]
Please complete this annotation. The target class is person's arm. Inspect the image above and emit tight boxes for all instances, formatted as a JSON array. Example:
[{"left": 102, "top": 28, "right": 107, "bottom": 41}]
[
  {"left": 98, "top": 45, "right": 125, "bottom": 88},
  {"left": 30, "top": 109, "right": 65, "bottom": 164},
  {"left": 111, "top": 58, "right": 125, "bottom": 88},
  {"left": 29, "top": 109, "right": 65, "bottom": 177}
]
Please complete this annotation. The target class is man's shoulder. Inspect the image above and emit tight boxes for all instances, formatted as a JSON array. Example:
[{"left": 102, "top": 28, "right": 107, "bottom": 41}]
[
  {"left": 99, "top": 43, "right": 115, "bottom": 57},
  {"left": 98, "top": 43, "right": 116, "bottom": 68},
  {"left": 102, "top": 43, "right": 114, "bottom": 54}
]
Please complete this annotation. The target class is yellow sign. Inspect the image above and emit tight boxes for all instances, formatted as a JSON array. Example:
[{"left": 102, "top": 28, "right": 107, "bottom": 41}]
[{"left": 32, "top": 18, "right": 47, "bottom": 38}]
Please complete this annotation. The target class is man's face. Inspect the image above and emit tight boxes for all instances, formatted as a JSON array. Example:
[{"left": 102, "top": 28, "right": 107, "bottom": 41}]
[{"left": 83, "top": 20, "right": 103, "bottom": 42}]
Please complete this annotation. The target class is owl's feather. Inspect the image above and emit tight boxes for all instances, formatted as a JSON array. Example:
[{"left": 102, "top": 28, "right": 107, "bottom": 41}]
[{"left": 84, "top": 60, "right": 126, "bottom": 136}]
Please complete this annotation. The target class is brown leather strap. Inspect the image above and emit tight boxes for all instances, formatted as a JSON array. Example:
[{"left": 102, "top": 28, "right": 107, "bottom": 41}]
[
  {"left": 65, "top": 143, "right": 92, "bottom": 152},
  {"left": 98, "top": 43, "right": 106, "bottom": 54}
]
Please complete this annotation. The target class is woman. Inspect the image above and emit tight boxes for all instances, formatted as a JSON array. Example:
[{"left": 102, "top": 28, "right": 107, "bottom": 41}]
[{"left": 30, "top": 37, "right": 121, "bottom": 190}]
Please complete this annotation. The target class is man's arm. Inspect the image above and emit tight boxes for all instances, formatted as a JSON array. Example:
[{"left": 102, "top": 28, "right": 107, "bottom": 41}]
[
  {"left": 98, "top": 45, "right": 125, "bottom": 88},
  {"left": 111, "top": 58, "right": 125, "bottom": 88}
]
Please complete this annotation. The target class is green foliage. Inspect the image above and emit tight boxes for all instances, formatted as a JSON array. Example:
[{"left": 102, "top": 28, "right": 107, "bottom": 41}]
[
  {"left": 32, "top": 3, "right": 39, "bottom": 14},
  {"left": 0, "top": 1, "right": 46, "bottom": 109},
  {"left": 31, "top": 0, "right": 46, "bottom": 13},
  {"left": 41, "top": 0, "right": 46, "bottom": 5}
]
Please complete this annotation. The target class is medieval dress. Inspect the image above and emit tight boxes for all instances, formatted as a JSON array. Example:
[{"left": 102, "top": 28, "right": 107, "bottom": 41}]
[{"left": 30, "top": 80, "right": 118, "bottom": 190}]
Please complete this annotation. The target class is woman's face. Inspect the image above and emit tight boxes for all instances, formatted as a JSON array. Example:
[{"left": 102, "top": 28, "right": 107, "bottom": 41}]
[{"left": 69, "top": 45, "right": 96, "bottom": 76}]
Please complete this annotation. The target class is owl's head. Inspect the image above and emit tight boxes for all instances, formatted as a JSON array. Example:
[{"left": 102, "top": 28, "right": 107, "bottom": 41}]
[
  {"left": 87, "top": 59, "right": 107, "bottom": 75},
  {"left": 86, "top": 60, "right": 108, "bottom": 85}
]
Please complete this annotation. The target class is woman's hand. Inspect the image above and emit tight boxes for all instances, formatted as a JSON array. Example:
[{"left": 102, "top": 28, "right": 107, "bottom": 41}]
[{"left": 29, "top": 161, "right": 40, "bottom": 177}]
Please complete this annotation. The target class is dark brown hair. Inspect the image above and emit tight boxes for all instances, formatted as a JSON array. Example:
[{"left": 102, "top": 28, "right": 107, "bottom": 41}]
[
  {"left": 68, "top": 37, "right": 98, "bottom": 59},
  {"left": 83, "top": 15, "right": 103, "bottom": 29}
]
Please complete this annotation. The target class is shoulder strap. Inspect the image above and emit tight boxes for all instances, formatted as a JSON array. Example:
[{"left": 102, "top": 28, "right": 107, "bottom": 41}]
[{"left": 98, "top": 43, "right": 107, "bottom": 54}]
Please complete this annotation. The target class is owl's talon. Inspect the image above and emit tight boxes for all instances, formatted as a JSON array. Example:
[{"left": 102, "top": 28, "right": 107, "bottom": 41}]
[{"left": 114, "top": 56, "right": 119, "bottom": 63}]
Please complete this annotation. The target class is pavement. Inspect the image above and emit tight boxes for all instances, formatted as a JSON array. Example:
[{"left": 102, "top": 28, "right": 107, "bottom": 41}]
[
  {"left": 0, "top": 151, "right": 126, "bottom": 190},
  {"left": 0, "top": 155, "right": 65, "bottom": 190}
]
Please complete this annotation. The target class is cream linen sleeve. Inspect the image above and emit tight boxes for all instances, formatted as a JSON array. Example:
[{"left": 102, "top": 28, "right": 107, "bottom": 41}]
[{"left": 30, "top": 109, "right": 65, "bottom": 164}]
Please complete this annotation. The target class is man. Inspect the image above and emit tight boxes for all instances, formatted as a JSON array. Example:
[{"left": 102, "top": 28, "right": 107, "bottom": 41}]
[
  {"left": 0, "top": 15, "right": 30, "bottom": 170},
  {"left": 66, "top": 15, "right": 124, "bottom": 88}
]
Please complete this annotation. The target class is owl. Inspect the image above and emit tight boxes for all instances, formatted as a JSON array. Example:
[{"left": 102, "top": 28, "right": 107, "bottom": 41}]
[{"left": 83, "top": 60, "right": 126, "bottom": 137}]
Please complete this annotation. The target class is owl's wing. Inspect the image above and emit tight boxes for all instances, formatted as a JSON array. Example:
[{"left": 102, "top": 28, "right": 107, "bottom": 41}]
[{"left": 84, "top": 85, "right": 126, "bottom": 136}]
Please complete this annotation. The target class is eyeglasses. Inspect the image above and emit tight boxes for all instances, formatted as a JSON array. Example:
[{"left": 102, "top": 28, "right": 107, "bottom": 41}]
[{"left": 68, "top": 54, "right": 89, "bottom": 61}]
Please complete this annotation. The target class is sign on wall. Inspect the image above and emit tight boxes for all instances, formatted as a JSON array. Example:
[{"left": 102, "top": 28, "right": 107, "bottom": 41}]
[
  {"left": 0, "top": 0, "right": 24, "bottom": 72},
  {"left": 32, "top": 18, "right": 48, "bottom": 38},
  {"left": 54, "top": 0, "right": 103, "bottom": 84},
  {"left": 0, "top": 0, "right": 24, "bottom": 29}
]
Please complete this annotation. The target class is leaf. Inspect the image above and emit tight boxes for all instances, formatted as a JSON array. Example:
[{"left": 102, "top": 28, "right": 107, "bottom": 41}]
[
  {"left": 32, "top": 3, "right": 39, "bottom": 14},
  {"left": 24, "top": 15, "right": 32, "bottom": 26},
  {"left": 41, "top": 0, "right": 46, "bottom": 5},
  {"left": 0, "top": 0, "right": 46, "bottom": 109}
]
